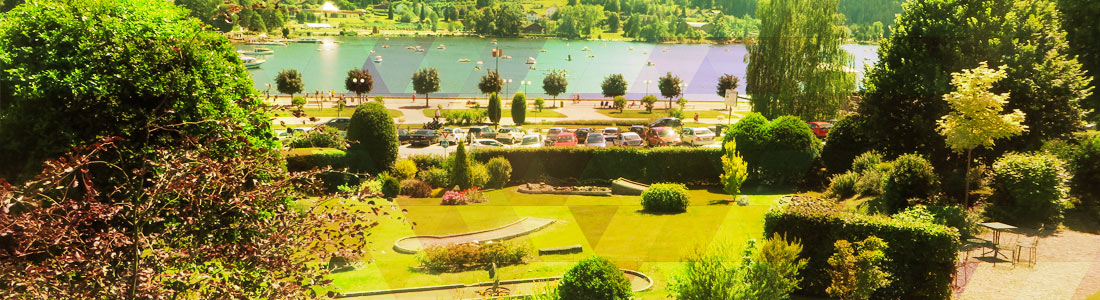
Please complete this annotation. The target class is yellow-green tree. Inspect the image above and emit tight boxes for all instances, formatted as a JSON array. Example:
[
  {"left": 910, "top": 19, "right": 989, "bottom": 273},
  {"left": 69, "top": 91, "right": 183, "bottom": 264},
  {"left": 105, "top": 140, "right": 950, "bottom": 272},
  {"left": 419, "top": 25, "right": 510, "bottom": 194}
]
[
  {"left": 937, "top": 62, "right": 1027, "bottom": 205},
  {"left": 720, "top": 140, "right": 749, "bottom": 198}
]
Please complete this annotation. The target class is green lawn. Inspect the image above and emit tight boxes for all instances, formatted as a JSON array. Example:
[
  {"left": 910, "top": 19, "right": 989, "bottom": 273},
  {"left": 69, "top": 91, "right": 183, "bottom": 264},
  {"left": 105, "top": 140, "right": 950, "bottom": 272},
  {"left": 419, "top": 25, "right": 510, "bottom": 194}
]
[
  {"left": 324, "top": 187, "right": 785, "bottom": 299},
  {"left": 597, "top": 108, "right": 744, "bottom": 120},
  {"left": 421, "top": 108, "right": 567, "bottom": 119},
  {"left": 271, "top": 107, "right": 403, "bottom": 118}
]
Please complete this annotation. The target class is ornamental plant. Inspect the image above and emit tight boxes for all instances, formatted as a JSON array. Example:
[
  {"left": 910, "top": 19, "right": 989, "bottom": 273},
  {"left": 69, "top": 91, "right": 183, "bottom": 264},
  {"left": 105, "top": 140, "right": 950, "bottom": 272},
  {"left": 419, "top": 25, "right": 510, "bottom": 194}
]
[
  {"left": 641, "top": 183, "right": 690, "bottom": 213},
  {"left": 558, "top": 257, "right": 632, "bottom": 300},
  {"left": 720, "top": 141, "right": 749, "bottom": 198},
  {"left": 826, "top": 236, "right": 891, "bottom": 300}
]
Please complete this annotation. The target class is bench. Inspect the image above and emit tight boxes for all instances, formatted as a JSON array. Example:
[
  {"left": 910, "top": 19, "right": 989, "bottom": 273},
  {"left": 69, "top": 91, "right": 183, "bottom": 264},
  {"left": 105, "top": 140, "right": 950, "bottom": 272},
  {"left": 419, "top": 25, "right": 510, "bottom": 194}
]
[{"left": 538, "top": 245, "right": 583, "bottom": 255}]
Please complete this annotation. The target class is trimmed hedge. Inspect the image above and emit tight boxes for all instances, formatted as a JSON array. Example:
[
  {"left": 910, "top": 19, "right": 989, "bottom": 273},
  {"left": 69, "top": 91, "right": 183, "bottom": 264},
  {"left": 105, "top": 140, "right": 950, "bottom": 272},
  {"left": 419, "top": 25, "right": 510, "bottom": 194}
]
[
  {"left": 989, "top": 152, "right": 1070, "bottom": 228},
  {"left": 724, "top": 113, "right": 822, "bottom": 187},
  {"left": 764, "top": 200, "right": 960, "bottom": 299},
  {"left": 470, "top": 147, "right": 723, "bottom": 185},
  {"left": 641, "top": 183, "right": 689, "bottom": 213},
  {"left": 285, "top": 148, "right": 347, "bottom": 172}
]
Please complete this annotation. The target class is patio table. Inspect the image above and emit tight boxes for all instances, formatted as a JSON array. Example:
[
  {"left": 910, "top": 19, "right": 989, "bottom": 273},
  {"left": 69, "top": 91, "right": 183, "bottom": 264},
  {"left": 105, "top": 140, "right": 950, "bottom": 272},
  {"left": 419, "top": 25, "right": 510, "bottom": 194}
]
[{"left": 980, "top": 222, "right": 1017, "bottom": 259}]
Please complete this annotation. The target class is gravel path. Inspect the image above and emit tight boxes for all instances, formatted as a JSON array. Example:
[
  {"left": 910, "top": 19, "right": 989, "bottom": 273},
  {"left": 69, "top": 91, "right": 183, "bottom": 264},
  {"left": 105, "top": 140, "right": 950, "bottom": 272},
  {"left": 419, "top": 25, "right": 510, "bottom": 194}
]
[{"left": 958, "top": 229, "right": 1100, "bottom": 300}]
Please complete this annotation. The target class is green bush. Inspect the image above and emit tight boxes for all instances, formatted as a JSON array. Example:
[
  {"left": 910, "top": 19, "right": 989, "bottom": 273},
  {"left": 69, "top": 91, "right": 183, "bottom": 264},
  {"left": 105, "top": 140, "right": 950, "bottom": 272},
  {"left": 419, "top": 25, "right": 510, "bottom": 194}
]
[
  {"left": 470, "top": 163, "right": 490, "bottom": 188},
  {"left": 409, "top": 154, "right": 448, "bottom": 170},
  {"left": 641, "top": 183, "right": 689, "bottom": 213},
  {"left": 989, "top": 152, "right": 1070, "bottom": 227},
  {"left": 399, "top": 179, "right": 433, "bottom": 198},
  {"left": 723, "top": 113, "right": 821, "bottom": 187},
  {"left": 393, "top": 159, "right": 418, "bottom": 180},
  {"left": 879, "top": 154, "right": 939, "bottom": 214},
  {"left": 287, "top": 126, "right": 346, "bottom": 149},
  {"left": 826, "top": 172, "right": 859, "bottom": 199},
  {"left": 894, "top": 205, "right": 982, "bottom": 239},
  {"left": 285, "top": 148, "right": 347, "bottom": 172},
  {"left": 420, "top": 167, "right": 451, "bottom": 189},
  {"left": 380, "top": 174, "right": 400, "bottom": 198},
  {"left": 1044, "top": 134, "right": 1100, "bottom": 218},
  {"left": 826, "top": 236, "right": 890, "bottom": 300},
  {"left": 417, "top": 241, "right": 528, "bottom": 273},
  {"left": 346, "top": 102, "right": 399, "bottom": 174},
  {"left": 318, "top": 171, "right": 360, "bottom": 193},
  {"left": 451, "top": 141, "right": 471, "bottom": 188},
  {"left": 512, "top": 92, "right": 527, "bottom": 125},
  {"left": 764, "top": 199, "right": 960, "bottom": 299},
  {"left": 470, "top": 147, "right": 723, "bottom": 185},
  {"left": 854, "top": 166, "right": 887, "bottom": 197},
  {"left": 671, "top": 234, "right": 807, "bottom": 300},
  {"left": 850, "top": 151, "right": 884, "bottom": 174},
  {"left": 820, "top": 114, "right": 874, "bottom": 174},
  {"left": 558, "top": 257, "right": 632, "bottom": 300},
  {"left": 485, "top": 157, "right": 512, "bottom": 188}
]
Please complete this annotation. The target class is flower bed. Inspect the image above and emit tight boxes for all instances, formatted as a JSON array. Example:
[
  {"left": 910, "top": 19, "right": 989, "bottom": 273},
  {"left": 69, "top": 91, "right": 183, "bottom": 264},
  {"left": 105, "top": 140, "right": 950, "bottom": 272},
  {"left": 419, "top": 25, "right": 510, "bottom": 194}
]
[
  {"left": 517, "top": 183, "right": 612, "bottom": 196},
  {"left": 441, "top": 187, "right": 488, "bottom": 205}
]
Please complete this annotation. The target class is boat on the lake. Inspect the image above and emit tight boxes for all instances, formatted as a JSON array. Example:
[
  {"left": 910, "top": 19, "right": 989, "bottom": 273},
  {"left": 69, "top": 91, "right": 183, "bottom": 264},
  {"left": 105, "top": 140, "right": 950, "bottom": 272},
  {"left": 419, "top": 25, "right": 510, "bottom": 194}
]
[
  {"left": 437, "top": 44, "right": 446, "bottom": 49},
  {"left": 373, "top": 56, "right": 383, "bottom": 63},
  {"left": 381, "top": 44, "right": 390, "bottom": 48},
  {"left": 240, "top": 55, "right": 265, "bottom": 69},
  {"left": 526, "top": 57, "right": 536, "bottom": 64},
  {"left": 238, "top": 48, "right": 275, "bottom": 55},
  {"left": 296, "top": 37, "right": 322, "bottom": 43},
  {"left": 581, "top": 46, "right": 591, "bottom": 51},
  {"left": 539, "top": 49, "right": 548, "bottom": 52},
  {"left": 458, "top": 58, "right": 471, "bottom": 62},
  {"left": 502, "top": 55, "right": 512, "bottom": 59},
  {"left": 246, "top": 41, "right": 286, "bottom": 46}
]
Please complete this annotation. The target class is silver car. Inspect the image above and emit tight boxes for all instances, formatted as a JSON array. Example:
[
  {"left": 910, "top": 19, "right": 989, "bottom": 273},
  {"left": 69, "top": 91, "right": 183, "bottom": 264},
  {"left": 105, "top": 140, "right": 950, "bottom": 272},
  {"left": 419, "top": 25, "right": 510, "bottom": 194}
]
[
  {"left": 584, "top": 133, "right": 607, "bottom": 147},
  {"left": 518, "top": 134, "right": 543, "bottom": 148},
  {"left": 681, "top": 127, "right": 716, "bottom": 146},
  {"left": 496, "top": 127, "right": 526, "bottom": 144},
  {"left": 617, "top": 132, "right": 644, "bottom": 147}
]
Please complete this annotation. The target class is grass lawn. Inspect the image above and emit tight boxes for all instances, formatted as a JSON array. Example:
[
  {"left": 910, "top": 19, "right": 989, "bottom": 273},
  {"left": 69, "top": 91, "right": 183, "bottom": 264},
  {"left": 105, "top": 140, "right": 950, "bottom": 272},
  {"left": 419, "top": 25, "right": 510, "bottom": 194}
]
[
  {"left": 271, "top": 107, "right": 404, "bottom": 118},
  {"left": 323, "top": 186, "right": 786, "bottom": 299},
  {"left": 597, "top": 108, "right": 744, "bottom": 120},
  {"left": 421, "top": 108, "right": 567, "bottom": 119}
]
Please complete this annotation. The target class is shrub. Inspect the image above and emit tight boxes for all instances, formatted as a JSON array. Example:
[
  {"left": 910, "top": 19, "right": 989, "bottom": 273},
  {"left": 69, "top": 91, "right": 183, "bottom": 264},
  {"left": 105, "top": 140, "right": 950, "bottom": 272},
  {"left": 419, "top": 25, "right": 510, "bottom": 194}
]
[
  {"left": 988, "top": 152, "right": 1070, "bottom": 228},
  {"left": 723, "top": 113, "right": 821, "bottom": 187},
  {"left": 879, "top": 154, "right": 939, "bottom": 214},
  {"left": 720, "top": 141, "right": 749, "bottom": 197},
  {"left": 826, "top": 172, "right": 859, "bottom": 199},
  {"left": 399, "top": 179, "right": 433, "bottom": 198},
  {"left": 409, "top": 154, "right": 448, "bottom": 170},
  {"left": 850, "top": 151, "right": 884, "bottom": 173},
  {"left": 826, "top": 236, "right": 891, "bottom": 300},
  {"left": 451, "top": 141, "right": 471, "bottom": 188},
  {"left": 764, "top": 199, "right": 960, "bottom": 299},
  {"left": 512, "top": 92, "right": 527, "bottom": 125},
  {"left": 285, "top": 148, "right": 347, "bottom": 172},
  {"left": 895, "top": 205, "right": 982, "bottom": 239},
  {"left": 485, "top": 157, "right": 512, "bottom": 188},
  {"left": 1044, "top": 134, "right": 1100, "bottom": 218},
  {"left": 670, "top": 245, "right": 738, "bottom": 300},
  {"left": 440, "top": 187, "right": 487, "bottom": 205},
  {"left": 287, "top": 126, "right": 346, "bottom": 149},
  {"left": 670, "top": 233, "right": 806, "bottom": 300},
  {"left": 820, "top": 114, "right": 874, "bottom": 174},
  {"left": 670, "top": 108, "right": 685, "bottom": 119},
  {"left": 379, "top": 174, "right": 400, "bottom": 198},
  {"left": 854, "top": 166, "right": 887, "bottom": 196},
  {"left": 471, "top": 147, "right": 723, "bottom": 186},
  {"left": 393, "top": 159, "right": 418, "bottom": 180},
  {"left": 346, "top": 102, "right": 399, "bottom": 173},
  {"left": 470, "top": 163, "right": 490, "bottom": 188},
  {"left": 417, "top": 241, "right": 528, "bottom": 272},
  {"left": 641, "top": 183, "right": 689, "bottom": 213},
  {"left": 420, "top": 167, "right": 451, "bottom": 188},
  {"left": 558, "top": 257, "right": 632, "bottom": 300}
]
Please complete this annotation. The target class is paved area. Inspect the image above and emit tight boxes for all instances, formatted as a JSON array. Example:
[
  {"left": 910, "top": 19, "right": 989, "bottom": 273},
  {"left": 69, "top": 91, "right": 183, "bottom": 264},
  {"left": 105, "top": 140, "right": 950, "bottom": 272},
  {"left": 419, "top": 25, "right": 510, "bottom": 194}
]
[
  {"left": 958, "top": 229, "right": 1100, "bottom": 300},
  {"left": 394, "top": 217, "right": 556, "bottom": 253}
]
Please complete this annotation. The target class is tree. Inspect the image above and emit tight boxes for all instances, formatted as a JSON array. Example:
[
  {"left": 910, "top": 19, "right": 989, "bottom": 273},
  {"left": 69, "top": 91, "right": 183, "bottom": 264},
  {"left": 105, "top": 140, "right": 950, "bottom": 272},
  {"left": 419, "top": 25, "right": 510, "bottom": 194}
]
[
  {"left": 488, "top": 92, "right": 502, "bottom": 125},
  {"left": 858, "top": 0, "right": 1090, "bottom": 169},
  {"left": 720, "top": 141, "right": 749, "bottom": 198},
  {"left": 826, "top": 236, "right": 891, "bottom": 300},
  {"left": 716, "top": 74, "right": 740, "bottom": 98},
  {"left": 291, "top": 96, "right": 307, "bottom": 115},
  {"left": 1057, "top": 0, "right": 1100, "bottom": 123},
  {"left": 478, "top": 70, "right": 504, "bottom": 95},
  {"left": 276, "top": 69, "right": 305, "bottom": 97},
  {"left": 642, "top": 95, "right": 658, "bottom": 113},
  {"left": 345, "top": 68, "right": 374, "bottom": 104},
  {"left": 709, "top": 14, "right": 734, "bottom": 41},
  {"left": 0, "top": 0, "right": 272, "bottom": 181},
  {"left": 938, "top": 62, "right": 1027, "bottom": 205},
  {"left": 612, "top": 96, "right": 627, "bottom": 113},
  {"left": 451, "top": 141, "right": 471, "bottom": 188},
  {"left": 512, "top": 92, "right": 527, "bottom": 125},
  {"left": 543, "top": 70, "right": 568, "bottom": 102},
  {"left": 412, "top": 67, "right": 440, "bottom": 107},
  {"left": 601, "top": 74, "right": 628, "bottom": 98},
  {"left": 535, "top": 97, "right": 546, "bottom": 112},
  {"left": 607, "top": 12, "right": 620, "bottom": 33},
  {"left": 659, "top": 72, "right": 683, "bottom": 109},
  {"left": 747, "top": 0, "right": 854, "bottom": 121},
  {"left": 346, "top": 102, "right": 399, "bottom": 173}
]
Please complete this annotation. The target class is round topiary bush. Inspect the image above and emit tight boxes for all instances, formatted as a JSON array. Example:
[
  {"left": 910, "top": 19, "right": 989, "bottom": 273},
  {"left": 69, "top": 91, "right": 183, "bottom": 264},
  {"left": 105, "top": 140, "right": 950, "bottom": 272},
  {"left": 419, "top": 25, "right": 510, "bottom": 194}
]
[
  {"left": 880, "top": 154, "right": 940, "bottom": 214},
  {"left": 641, "top": 183, "right": 689, "bottom": 213},
  {"left": 486, "top": 157, "right": 512, "bottom": 188},
  {"left": 558, "top": 257, "right": 632, "bottom": 300},
  {"left": 820, "top": 114, "right": 874, "bottom": 174},
  {"left": 989, "top": 152, "right": 1070, "bottom": 228},
  {"left": 399, "top": 179, "right": 433, "bottom": 198},
  {"left": 380, "top": 174, "right": 400, "bottom": 198},
  {"left": 346, "top": 102, "right": 399, "bottom": 174},
  {"left": 393, "top": 159, "right": 418, "bottom": 180},
  {"left": 469, "top": 163, "right": 490, "bottom": 188}
]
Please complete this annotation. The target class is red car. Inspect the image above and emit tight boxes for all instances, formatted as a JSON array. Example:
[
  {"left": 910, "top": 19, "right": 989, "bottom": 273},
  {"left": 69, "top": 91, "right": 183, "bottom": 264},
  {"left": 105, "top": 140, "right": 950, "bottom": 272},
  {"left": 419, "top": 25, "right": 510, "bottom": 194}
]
[
  {"left": 553, "top": 132, "right": 578, "bottom": 146},
  {"left": 807, "top": 121, "right": 833, "bottom": 138},
  {"left": 646, "top": 127, "right": 681, "bottom": 147}
]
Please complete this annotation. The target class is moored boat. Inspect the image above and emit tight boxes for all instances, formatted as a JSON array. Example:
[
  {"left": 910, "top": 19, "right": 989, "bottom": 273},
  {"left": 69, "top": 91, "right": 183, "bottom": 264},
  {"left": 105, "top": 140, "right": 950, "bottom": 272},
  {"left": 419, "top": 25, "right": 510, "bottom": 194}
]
[{"left": 296, "top": 37, "right": 322, "bottom": 43}]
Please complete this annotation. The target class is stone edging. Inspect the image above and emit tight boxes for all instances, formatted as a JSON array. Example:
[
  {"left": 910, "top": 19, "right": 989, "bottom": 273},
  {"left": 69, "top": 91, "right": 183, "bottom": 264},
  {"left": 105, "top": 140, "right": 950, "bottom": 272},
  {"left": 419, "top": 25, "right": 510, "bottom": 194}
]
[
  {"left": 621, "top": 268, "right": 654, "bottom": 292},
  {"left": 392, "top": 217, "right": 555, "bottom": 254}
]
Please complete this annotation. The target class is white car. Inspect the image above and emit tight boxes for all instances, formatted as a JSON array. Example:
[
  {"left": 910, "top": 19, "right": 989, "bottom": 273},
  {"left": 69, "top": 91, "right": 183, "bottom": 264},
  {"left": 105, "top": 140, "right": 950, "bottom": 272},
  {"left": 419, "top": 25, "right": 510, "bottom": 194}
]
[
  {"left": 545, "top": 127, "right": 566, "bottom": 146},
  {"left": 441, "top": 128, "right": 468, "bottom": 144},
  {"left": 517, "top": 134, "right": 543, "bottom": 148},
  {"left": 601, "top": 127, "right": 620, "bottom": 143},
  {"left": 680, "top": 127, "right": 716, "bottom": 146},
  {"left": 496, "top": 127, "right": 526, "bottom": 144},
  {"left": 468, "top": 138, "right": 507, "bottom": 149},
  {"left": 616, "top": 132, "right": 644, "bottom": 147},
  {"left": 584, "top": 133, "right": 607, "bottom": 147}
]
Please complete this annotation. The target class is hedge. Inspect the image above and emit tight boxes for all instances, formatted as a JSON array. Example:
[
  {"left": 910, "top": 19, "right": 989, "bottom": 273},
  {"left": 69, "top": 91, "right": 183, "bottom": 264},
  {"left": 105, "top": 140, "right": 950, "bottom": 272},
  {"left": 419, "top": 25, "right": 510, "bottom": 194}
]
[
  {"left": 285, "top": 148, "right": 347, "bottom": 172},
  {"left": 764, "top": 200, "right": 960, "bottom": 299},
  {"left": 470, "top": 147, "right": 723, "bottom": 185},
  {"left": 536, "top": 119, "right": 652, "bottom": 126}
]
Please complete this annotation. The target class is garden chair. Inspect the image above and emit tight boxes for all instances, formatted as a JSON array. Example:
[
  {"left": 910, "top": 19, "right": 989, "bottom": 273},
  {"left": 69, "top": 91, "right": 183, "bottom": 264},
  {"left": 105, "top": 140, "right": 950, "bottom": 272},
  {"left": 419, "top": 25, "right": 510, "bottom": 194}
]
[
  {"left": 990, "top": 233, "right": 1019, "bottom": 266},
  {"left": 963, "top": 237, "right": 993, "bottom": 261},
  {"left": 1014, "top": 225, "right": 1044, "bottom": 267}
]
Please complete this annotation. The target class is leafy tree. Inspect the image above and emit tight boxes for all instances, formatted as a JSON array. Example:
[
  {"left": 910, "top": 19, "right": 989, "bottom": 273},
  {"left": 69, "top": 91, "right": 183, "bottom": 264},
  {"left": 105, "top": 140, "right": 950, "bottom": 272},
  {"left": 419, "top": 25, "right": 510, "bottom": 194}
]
[
  {"left": 412, "top": 67, "right": 440, "bottom": 107},
  {"left": 488, "top": 92, "right": 502, "bottom": 125},
  {"left": 345, "top": 68, "right": 374, "bottom": 104},
  {"left": 558, "top": 257, "right": 632, "bottom": 300},
  {"left": 642, "top": 95, "right": 658, "bottom": 113},
  {"left": 659, "top": 72, "right": 683, "bottom": 109},
  {"left": 721, "top": 141, "right": 749, "bottom": 198},
  {"left": 556, "top": 4, "right": 605, "bottom": 38},
  {"left": 543, "top": 70, "right": 568, "bottom": 101},
  {"left": 346, "top": 102, "right": 399, "bottom": 173},
  {"left": 479, "top": 70, "right": 504, "bottom": 95},
  {"left": 601, "top": 74, "right": 628, "bottom": 98},
  {"left": 466, "top": 3, "right": 524, "bottom": 36},
  {"left": 512, "top": 92, "right": 527, "bottom": 125},
  {"left": 747, "top": 0, "right": 854, "bottom": 121},
  {"left": 291, "top": 96, "right": 307, "bottom": 114},
  {"left": 709, "top": 13, "right": 734, "bottom": 41},
  {"left": 858, "top": 0, "right": 1090, "bottom": 167},
  {"left": 0, "top": 0, "right": 272, "bottom": 181},
  {"left": 1057, "top": 0, "right": 1100, "bottom": 123},
  {"left": 535, "top": 97, "right": 546, "bottom": 112},
  {"left": 451, "top": 141, "right": 471, "bottom": 188},
  {"left": 606, "top": 12, "right": 620, "bottom": 33},
  {"left": 276, "top": 69, "right": 305, "bottom": 97},
  {"left": 174, "top": 0, "right": 221, "bottom": 30},
  {"left": 612, "top": 96, "right": 627, "bottom": 113},
  {"left": 716, "top": 74, "right": 740, "bottom": 98},
  {"left": 938, "top": 62, "right": 1027, "bottom": 205},
  {"left": 826, "top": 236, "right": 891, "bottom": 300}
]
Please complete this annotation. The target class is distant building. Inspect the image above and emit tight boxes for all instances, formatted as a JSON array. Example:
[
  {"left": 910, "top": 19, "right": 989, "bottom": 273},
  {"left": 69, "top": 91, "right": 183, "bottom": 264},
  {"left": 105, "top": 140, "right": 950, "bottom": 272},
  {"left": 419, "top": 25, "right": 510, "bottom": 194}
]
[
  {"left": 526, "top": 10, "right": 540, "bottom": 22},
  {"left": 523, "top": 23, "right": 544, "bottom": 34},
  {"left": 545, "top": 6, "right": 558, "bottom": 19},
  {"left": 686, "top": 22, "right": 711, "bottom": 32}
]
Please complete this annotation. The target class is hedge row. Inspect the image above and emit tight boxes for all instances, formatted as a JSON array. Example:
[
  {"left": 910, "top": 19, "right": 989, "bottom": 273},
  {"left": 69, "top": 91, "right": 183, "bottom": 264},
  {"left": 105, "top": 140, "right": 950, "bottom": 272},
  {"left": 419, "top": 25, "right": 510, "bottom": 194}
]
[
  {"left": 536, "top": 119, "right": 652, "bottom": 126},
  {"left": 285, "top": 148, "right": 347, "bottom": 172},
  {"left": 764, "top": 200, "right": 960, "bottom": 299},
  {"left": 469, "top": 147, "right": 723, "bottom": 185}
]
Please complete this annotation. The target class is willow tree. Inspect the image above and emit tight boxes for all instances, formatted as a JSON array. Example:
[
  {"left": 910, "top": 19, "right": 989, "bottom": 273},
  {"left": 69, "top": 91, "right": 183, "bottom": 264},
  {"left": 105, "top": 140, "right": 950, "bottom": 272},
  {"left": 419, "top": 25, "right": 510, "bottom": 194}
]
[{"left": 746, "top": 0, "right": 855, "bottom": 121}]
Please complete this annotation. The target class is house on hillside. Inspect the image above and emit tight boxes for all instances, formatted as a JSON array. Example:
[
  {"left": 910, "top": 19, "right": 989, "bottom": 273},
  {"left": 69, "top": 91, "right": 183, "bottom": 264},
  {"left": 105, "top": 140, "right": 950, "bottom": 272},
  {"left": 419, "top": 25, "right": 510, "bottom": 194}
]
[
  {"left": 523, "top": 23, "right": 544, "bottom": 34},
  {"left": 545, "top": 6, "right": 558, "bottom": 19},
  {"left": 526, "top": 10, "right": 540, "bottom": 22},
  {"left": 686, "top": 22, "right": 711, "bottom": 32}
]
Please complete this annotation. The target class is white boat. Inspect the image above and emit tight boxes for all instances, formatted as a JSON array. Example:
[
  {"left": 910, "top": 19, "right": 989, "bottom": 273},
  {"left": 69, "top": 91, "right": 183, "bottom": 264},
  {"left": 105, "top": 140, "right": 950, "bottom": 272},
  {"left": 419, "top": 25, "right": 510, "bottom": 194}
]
[
  {"left": 526, "top": 57, "right": 536, "bottom": 64},
  {"left": 502, "top": 55, "right": 512, "bottom": 59},
  {"left": 458, "top": 58, "right": 471, "bottom": 62},
  {"left": 240, "top": 55, "right": 265, "bottom": 69},
  {"left": 476, "top": 61, "right": 483, "bottom": 65},
  {"left": 296, "top": 37, "right": 322, "bottom": 43},
  {"left": 373, "top": 56, "right": 383, "bottom": 63},
  {"left": 581, "top": 46, "right": 591, "bottom": 51},
  {"left": 238, "top": 48, "right": 274, "bottom": 55},
  {"left": 539, "top": 49, "right": 548, "bottom": 52},
  {"left": 246, "top": 41, "right": 287, "bottom": 46},
  {"left": 381, "top": 44, "right": 390, "bottom": 48},
  {"left": 437, "top": 44, "right": 446, "bottom": 49}
]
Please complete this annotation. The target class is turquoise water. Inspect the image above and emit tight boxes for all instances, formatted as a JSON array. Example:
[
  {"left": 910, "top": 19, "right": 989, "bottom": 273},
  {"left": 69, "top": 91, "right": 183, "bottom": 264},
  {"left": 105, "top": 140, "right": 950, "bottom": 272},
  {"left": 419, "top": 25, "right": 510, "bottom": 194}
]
[{"left": 239, "top": 36, "right": 878, "bottom": 101}]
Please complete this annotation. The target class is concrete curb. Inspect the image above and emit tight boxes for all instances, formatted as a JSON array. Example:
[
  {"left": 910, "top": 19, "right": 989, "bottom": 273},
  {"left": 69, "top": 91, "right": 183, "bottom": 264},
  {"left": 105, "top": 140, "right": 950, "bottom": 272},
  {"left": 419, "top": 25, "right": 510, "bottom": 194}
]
[
  {"left": 392, "top": 217, "right": 556, "bottom": 254},
  {"left": 335, "top": 269, "right": 653, "bottom": 298}
]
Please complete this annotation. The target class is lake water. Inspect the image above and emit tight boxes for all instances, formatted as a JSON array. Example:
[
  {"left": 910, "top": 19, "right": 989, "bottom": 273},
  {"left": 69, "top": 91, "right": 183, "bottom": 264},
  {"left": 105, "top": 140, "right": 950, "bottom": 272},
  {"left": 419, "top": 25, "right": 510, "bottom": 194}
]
[{"left": 239, "top": 36, "right": 878, "bottom": 101}]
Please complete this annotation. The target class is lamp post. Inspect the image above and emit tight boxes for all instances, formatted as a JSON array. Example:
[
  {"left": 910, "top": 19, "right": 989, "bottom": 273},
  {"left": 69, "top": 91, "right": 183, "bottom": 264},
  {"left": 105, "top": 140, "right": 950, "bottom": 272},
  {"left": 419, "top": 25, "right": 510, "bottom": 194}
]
[
  {"left": 521, "top": 80, "right": 531, "bottom": 94},
  {"left": 506, "top": 78, "right": 513, "bottom": 95},
  {"left": 644, "top": 80, "right": 652, "bottom": 96}
]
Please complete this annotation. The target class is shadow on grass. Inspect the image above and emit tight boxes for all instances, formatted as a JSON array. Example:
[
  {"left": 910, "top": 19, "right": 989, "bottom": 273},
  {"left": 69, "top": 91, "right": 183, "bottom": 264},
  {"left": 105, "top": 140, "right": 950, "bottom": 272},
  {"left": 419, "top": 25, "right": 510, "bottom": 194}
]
[
  {"left": 1063, "top": 210, "right": 1100, "bottom": 234},
  {"left": 634, "top": 209, "right": 687, "bottom": 216},
  {"left": 708, "top": 200, "right": 734, "bottom": 205}
]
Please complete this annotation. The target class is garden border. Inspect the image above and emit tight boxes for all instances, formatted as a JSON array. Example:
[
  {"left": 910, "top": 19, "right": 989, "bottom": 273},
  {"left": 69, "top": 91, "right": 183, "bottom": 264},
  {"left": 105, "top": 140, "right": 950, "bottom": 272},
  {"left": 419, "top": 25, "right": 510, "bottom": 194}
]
[{"left": 392, "top": 217, "right": 556, "bottom": 254}]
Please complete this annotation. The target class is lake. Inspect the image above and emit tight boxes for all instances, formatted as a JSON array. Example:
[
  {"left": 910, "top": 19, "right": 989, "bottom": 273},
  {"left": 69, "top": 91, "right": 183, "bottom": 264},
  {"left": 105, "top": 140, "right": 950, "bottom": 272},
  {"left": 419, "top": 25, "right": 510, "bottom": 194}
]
[{"left": 239, "top": 36, "right": 878, "bottom": 101}]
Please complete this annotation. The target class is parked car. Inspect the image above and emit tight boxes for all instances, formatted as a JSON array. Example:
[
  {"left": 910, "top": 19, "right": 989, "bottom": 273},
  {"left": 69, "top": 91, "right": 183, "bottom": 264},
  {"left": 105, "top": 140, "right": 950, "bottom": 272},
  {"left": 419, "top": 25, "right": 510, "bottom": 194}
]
[
  {"left": 545, "top": 127, "right": 566, "bottom": 146},
  {"left": 410, "top": 129, "right": 440, "bottom": 146},
  {"left": 518, "top": 134, "right": 543, "bottom": 148},
  {"left": 574, "top": 128, "right": 593, "bottom": 143},
  {"left": 322, "top": 118, "right": 350, "bottom": 131},
  {"left": 648, "top": 117, "right": 682, "bottom": 128},
  {"left": 646, "top": 127, "right": 681, "bottom": 147},
  {"left": 496, "top": 127, "right": 527, "bottom": 144},
  {"left": 807, "top": 121, "right": 833, "bottom": 138},
  {"left": 397, "top": 129, "right": 411, "bottom": 144},
  {"left": 468, "top": 126, "right": 497, "bottom": 142},
  {"left": 441, "top": 128, "right": 468, "bottom": 144},
  {"left": 680, "top": 127, "right": 716, "bottom": 146},
  {"left": 602, "top": 127, "right": 621, "bottom": 143},
  {"left": 469, "top": 138, "right": 507, "bottom": 148},
  {"left": 553, "top": 132, "right": 578, "bottom": 147},
  {"left": 617, "top": 132, "right": 645, "bottom": 147},
  {"left": 584, "top": 133, "right": 607, "bottom": 147},
  {"left": 628, "top": 125, "right": 647, "bottom": 137}
]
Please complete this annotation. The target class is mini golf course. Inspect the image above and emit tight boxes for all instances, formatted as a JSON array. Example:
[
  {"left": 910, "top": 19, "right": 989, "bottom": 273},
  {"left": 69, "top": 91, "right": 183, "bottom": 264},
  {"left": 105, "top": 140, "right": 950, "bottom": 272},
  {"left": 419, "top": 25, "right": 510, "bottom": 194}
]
[
  {"left": 338, "top": 269, "right": 652, "bottom": 300},
  {"left": 393, "top": 217, "right": 557, "bottom": 254}
]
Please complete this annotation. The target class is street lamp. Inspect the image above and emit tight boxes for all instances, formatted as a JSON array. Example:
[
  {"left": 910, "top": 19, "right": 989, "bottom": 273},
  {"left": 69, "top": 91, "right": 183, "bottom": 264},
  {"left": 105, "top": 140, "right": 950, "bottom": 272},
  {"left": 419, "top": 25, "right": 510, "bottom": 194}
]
[
  {"left": 521, "top": 80, "right": 531, "bottom": 94},
  {"left": 644, "top": 80, "right": 652, "bottom": 95},
  {"left": 506, "top": 78, "right": 513, "bottom": 95}
]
